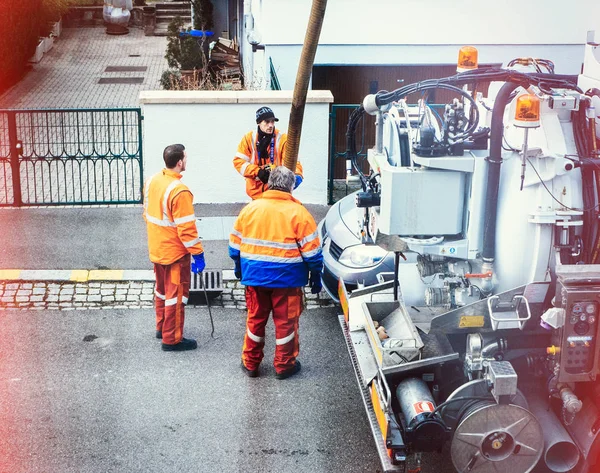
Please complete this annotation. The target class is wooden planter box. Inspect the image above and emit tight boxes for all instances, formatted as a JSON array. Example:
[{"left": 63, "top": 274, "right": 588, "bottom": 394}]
[
  {"left": 52, "top": 19, "right": 62, "bottom": 37},
  {"left": 42, "top": 36, "right": 54, "bottom": 53},
  {"left": 29, "top": 40, "right": 45, "bottom": 63}
]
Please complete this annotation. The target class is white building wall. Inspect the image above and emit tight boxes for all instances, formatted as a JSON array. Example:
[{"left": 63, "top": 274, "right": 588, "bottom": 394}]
[
  {"left": 268, "top": 44, "right": 588, "bottom": 89},
  {"left": 261, "top": 0, "right": 600, "bottom": 45},
  {"left": 245, "top": 0, "right": 600, "bottom": 87},
  {"left": 139, "top": 90, "right": 333, "bottom": 205}
]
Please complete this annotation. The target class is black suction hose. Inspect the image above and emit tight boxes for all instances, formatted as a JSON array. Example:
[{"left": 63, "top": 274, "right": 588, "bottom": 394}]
[{"left": 482, "top": 81, "right": 524, "bottom": 263}]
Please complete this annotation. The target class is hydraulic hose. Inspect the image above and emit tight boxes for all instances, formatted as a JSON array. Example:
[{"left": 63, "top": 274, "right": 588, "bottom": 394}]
[
  {"left": 350, "top": 70, "right": 578, "bottom": 259},
  {"left": 346, "top": 105, "right": 369, "bottom": 189},
  {"left": 375, "top": 71, "right": 578, "bottom": 108},
  {"left": 283, "top": 0, "right": 328, "bottom": 173},
  {"left": 482, "top": 81, "right": 523, "bottom": 263}
]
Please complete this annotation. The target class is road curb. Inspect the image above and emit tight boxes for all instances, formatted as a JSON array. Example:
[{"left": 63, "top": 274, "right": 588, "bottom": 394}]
[
  {"left": 0, "top": 269, "right": 334, "bottom": 310},
  {"left": 0, "top": 269, "right": 156, "bottom": 282}
]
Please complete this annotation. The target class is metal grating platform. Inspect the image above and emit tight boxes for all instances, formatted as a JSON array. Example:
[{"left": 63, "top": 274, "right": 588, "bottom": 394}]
[{"left": 419, "top": 331, "right": 454, "bottom": 359}]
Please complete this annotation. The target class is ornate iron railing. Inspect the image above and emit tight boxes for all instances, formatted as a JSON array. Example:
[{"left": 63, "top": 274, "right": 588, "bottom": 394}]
[
  {"left": 269, "top": 57, "right": 281, "bottom": 91},
  {"left": 0, "top": 108, "right": 143, "bottom": 206}
]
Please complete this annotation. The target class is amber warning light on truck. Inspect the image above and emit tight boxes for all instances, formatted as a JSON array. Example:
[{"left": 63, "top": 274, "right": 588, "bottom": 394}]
[
  {"left": 515, "top": 94, "right": 541, "bottom": 127},
  {"left": 457, "top": 45, "right": 478, "bottom": 72}
]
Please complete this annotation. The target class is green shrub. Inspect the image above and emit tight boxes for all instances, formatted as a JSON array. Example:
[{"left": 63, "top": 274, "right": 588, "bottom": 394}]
[
  {"left": 39, "top": 0, "right": 71, "bottom": 36},
  {"left": 165, "top": 17, "right": 205, "bottom": 71},
  {"left": 191, "top": 0, "right": 213, "bottom": 31},
  {"left": 0, "top": 0, "right": 42, "bottom": 94},
  {"left": 0, "top": 0, "right": 79, "bottom": 94},
  {"left": 160, "top": 70, "right": 181, "bottom": 90}
]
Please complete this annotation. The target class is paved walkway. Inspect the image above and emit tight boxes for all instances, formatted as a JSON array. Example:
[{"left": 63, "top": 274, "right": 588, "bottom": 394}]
[
  {"left": 0, "top": 26, "right": 167, "bottom": 109},
  {"left": 0, "top": 204, "right": 328, "bottom": 271},
  {"left": 0, "top": 204, "right": 332, "bottom": 310}
]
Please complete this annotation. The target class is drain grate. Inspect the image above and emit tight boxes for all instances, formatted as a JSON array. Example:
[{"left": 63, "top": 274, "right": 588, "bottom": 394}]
[
  {"left": 98, "top": 77, "right": 144, "bottom": 84},
  {"left": 105, "top": 66, "right": 148, "bottom": 72},
  {"left": 190, "top": 269, "right": 223, "bottom": 293}
]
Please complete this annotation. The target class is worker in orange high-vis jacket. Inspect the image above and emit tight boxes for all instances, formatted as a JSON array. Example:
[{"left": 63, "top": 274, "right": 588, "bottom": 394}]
[
  {"left": 229, "top": 166, "right": 323, "bottom": 379},
  {"left": 233, "top": 106, "right": 304, "bottom": 200},
  {"left": 143, "top": 143, "right": 205, "bottom": 352}
]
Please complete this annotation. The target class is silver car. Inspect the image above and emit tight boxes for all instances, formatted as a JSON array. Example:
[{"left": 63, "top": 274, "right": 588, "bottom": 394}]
[{"left": 318, "top": 191, "right": 395, "bottom": 302}]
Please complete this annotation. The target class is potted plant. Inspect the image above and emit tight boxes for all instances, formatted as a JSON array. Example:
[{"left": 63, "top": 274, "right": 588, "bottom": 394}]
[
  {"left": 51, "top": 18, "right": 62, "bottom": 37},
  {"left": 163, "top": 16, "right": 207, "bottom": 88},
  {"left": 42, "top": 33, "right": 55, "bottom": 53},
  {"left": 38, "top": 0, "right": 70, "bottom": 52},
  {"left": 191, "top": 0, "right": 214, "bottom": 32},
  {"left": 30, "top": 38, "right": 46, "bottom": 63},
  {"left": 190, "top": 0, "right": 214, "bottom": 58}
]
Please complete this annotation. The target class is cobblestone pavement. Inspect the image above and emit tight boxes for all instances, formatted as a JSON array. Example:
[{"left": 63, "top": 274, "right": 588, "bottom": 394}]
[
  {"left": 0, "top": 278, "right": 334, "bottom": 311},
  {"left": 0, "top": 26, "right": 167, "bottom": 109}
]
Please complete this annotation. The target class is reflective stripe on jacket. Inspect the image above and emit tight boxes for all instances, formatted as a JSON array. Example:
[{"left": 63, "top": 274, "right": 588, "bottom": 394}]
[
  {"left": 143, "top": 168, "right": 204, "bottom": 265},
  {"left": 228, "top": 190, "right": 322, "bottom": 288},
  {"left": 233, "top": 129, "right": 304, "bottom": 200}
]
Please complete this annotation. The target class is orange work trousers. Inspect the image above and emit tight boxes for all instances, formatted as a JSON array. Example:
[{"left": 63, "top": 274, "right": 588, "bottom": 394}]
[
  {"left": 242, "top": 286, "right": 304, "bottom": 374},
  {"left": 153, "top": 254, "right": 191, "bottom": 345}
]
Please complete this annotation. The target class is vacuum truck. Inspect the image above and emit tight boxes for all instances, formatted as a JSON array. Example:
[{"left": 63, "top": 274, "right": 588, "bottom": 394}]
[{"left": 336, "top": 31, "right": 600, "bottom": 473}]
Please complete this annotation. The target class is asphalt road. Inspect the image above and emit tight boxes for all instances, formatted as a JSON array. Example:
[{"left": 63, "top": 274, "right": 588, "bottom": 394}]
[
  {"left": 0, "top": 306, "right": 384, "bottom": 473},
  {"left": 0, "top": 305, "right": 460, "bottom": 473}
]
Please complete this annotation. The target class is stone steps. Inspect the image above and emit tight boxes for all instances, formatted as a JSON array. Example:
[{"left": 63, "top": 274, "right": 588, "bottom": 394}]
[
  {"left": 157, "top": 9, "right": 190, "bottom": 17},
  {"left": 153, "top": 0, "right": 191, "bottom": 35},
  {"left": 156, "top": 14, "right": 191, "bottom": 24},
  {"left": 154, "top": 1, "right": 190, "bottom": 7}
]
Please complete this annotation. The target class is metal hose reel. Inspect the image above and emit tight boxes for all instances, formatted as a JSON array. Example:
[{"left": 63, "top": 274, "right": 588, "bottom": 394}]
[
  {"left": 450, "top": 402, "right": 543, "bottom": 473},
  {"left": 440, "top": 379, "right": 543, "bottom": 473}
]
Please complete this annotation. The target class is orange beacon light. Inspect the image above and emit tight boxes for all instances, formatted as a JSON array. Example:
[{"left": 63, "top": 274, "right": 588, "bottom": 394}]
[
  {"left": 515, "top": 94, "right": 541, "bottom": 128},
  {"left": 457, "top": 46, "right": 478, "bottom": 72}
]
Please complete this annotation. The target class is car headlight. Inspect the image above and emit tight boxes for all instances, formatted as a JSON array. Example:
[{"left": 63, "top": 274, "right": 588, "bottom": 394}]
[{"left": 338, "top": 244, "right": 389, "bottom": 268}]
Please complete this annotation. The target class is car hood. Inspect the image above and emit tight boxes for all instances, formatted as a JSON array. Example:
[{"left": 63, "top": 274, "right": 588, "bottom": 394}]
[{"left": 324, "top": 192, "right": 363, "bottom": 248}]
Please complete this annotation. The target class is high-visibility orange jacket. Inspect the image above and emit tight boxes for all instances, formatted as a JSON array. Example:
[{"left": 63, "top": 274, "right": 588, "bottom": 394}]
[
  {"left": 229, "top": 190, "right": 322, "bottom": 288},
  {"left": 233, "top": 129, "right": 304, "bottom": 199},
  {"left": 143, "top": 168, "right": 204, "bottom": 265}
]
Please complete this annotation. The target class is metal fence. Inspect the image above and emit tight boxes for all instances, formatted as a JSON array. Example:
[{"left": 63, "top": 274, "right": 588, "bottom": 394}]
[
  {"left": 269, "top": 57, "right": 281, "bottom": 91},
  {"left": 0, "top": 108, "right": 143, "bottom": 207}
]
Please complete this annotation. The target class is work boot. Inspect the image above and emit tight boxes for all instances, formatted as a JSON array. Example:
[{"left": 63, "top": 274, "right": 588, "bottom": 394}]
[
  {"left": 156, "top": 330, "right": 162, "bottom": 339},
  {"left": 161, "top": 338, "right": 197, "bottom": 351},
  {"left": 241, "top": 362, "right": 259, "bottom": 378},
  {"left": 275, "top": 360, "right": 301, "bottom": 380}
]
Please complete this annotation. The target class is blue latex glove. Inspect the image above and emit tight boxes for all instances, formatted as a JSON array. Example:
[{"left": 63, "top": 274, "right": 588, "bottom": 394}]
[
  {"left": 294, "top": 175, "right": 303, "bottom": 189},
  {"left": 309, "top": 272, "right": 322, "bottom": 294},
  {"left": 191, "top": 253, "right": 205, "bottom": 274},
  {"left": 234, "top": 259, "right": 242, "bottom": 280}
]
